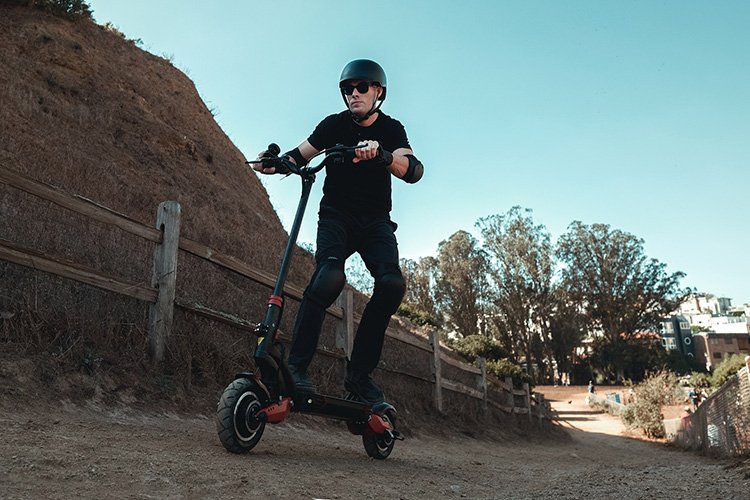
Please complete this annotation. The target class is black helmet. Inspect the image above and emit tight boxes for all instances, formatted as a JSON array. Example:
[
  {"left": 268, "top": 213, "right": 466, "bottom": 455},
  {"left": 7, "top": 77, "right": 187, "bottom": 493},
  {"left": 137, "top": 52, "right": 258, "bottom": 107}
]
[
  {"left": 339, "top": 59, "right": 387, "bottom": 101},
  {"left": 339, "top": 59, "right": 387, "bottom": 122}
]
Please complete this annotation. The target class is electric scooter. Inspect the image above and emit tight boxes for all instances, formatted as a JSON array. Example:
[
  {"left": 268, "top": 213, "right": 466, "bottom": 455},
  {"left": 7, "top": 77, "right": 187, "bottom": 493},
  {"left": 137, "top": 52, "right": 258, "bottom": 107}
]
[{"left": 216, "top": 143, "right": 402, "bottom": 459}]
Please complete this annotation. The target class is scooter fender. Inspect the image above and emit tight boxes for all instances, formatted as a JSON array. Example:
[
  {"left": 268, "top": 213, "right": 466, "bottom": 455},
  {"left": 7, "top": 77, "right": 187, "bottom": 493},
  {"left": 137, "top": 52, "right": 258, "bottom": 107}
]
[
  {"left": 367, "top": 413, "right": 394, "bottom": 434},
  {"left": 233, "top": 371, "right": 271, "bottom": 402}
]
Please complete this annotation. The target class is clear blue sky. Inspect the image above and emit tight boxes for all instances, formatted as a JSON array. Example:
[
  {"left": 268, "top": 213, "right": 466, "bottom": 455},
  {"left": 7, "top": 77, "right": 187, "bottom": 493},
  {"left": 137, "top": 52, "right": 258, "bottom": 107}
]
[{"left": 89, "top": 0, "right": 750, "bottom": 305}]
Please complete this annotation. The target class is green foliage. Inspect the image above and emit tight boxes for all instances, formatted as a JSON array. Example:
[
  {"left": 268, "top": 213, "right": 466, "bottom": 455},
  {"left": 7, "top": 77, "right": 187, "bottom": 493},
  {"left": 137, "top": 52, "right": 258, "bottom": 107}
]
[
  {"left": 548, "top": 286, "right": 587, "bottom": 373},
  {"left": 689, "top": 372, "right": 712, "bottom": 389},
  {"left": 589, "top": 335, "right": 701, "bottom": 384},
  {"left": 395, "top": 302, "right": 441, "bottom": 328},
  {"left": 344, "top": 254, "right": 373, "bottom": 295},
  {"left": 477, "top": 207, "right": 554, "bottom": 376},
  {"left": 450, "top": 334, "right": 508, "bottom": 362},
  {"left": 486, "top": 358, "right": 532, "bottom": 388},
  {"left": 400, "top": 256, "right": 439, "bottom": 321},
  {"left": 620, "top": 371, "right": 681, "bottom": 438},
  {"left": 434, "top": 230, "right": 489, "bottom": 337},
  {"left": 711, "top": 354, "right": 747, "bottom": 388},
  {"left": 3, "top": 0, "right": 93, "bottom": 19},
  {"left": 557, "top": 221, "right": 689, "bottom": 381}
]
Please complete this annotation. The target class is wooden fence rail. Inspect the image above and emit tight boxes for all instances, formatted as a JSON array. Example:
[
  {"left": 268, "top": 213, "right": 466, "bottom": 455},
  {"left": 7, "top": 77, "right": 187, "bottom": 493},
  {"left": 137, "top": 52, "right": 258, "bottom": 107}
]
[{"left": 0, "top": 164, "right": 549, "bottom": 420}]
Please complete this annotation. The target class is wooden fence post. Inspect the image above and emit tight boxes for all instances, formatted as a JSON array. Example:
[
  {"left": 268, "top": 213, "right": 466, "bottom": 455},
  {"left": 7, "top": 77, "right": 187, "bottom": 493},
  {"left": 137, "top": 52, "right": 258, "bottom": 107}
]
[
  {"left": 429, "top": 330, "right": 443, "bottom": 413},
  {"left": 148, "top": 201, "right": 181, "bottom": 364},
  {"left": 523, "top": 382, "right": 532, "bottom": 421},
  {"left": 505, "top": 376, "right": 514, "bottom": 410},
  {"left": 477, "top": 357, "right": 487, "bottom": 411},
  {"left": 536, "top": 393, "right": 545, "bottom": 422},
  {"left": 336, "top": 287, "right": 354, "bottom": 377}
]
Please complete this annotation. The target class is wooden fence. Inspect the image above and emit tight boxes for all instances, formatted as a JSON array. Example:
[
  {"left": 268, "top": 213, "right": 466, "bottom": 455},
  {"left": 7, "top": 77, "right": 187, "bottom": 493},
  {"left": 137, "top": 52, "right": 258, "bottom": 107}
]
[{"left": 0, "top": 164, "right": 550, "bottom": 420}]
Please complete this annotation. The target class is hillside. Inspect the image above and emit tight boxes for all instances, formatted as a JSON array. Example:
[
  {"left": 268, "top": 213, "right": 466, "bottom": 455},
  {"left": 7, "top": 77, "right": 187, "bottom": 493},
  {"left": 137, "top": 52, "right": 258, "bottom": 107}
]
[
  {"left": 0, "top": 5, "right": 290, "bottom": 261},
  {"left": 0, "top": 4, "right": 320, "bottom": 401}
]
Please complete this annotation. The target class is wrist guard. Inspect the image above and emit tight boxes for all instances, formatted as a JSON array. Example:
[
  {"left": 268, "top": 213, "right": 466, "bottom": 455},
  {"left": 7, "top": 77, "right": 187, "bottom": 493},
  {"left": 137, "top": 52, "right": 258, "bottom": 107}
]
[
  {"left": 374, "top": 146, "right": 394, "bottom": 167},
  {"left": 283, "top": 147, "right": 308, "bottom": 168}
]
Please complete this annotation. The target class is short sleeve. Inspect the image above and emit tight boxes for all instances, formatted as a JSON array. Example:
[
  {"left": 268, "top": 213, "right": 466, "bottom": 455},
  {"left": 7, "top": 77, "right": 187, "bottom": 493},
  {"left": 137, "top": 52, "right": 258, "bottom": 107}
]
[{"left": 307, "top": 114, "right": 340, "bottom": 151}]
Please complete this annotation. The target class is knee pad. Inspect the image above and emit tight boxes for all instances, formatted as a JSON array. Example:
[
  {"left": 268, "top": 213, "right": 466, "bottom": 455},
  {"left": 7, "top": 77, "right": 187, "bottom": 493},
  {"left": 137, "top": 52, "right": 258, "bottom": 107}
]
[
  {"left": 372, "top": 270, "right": 406, "bottom": 314},
  {"left": 305, "top": 258, "right": 346, "bottom": 308}
]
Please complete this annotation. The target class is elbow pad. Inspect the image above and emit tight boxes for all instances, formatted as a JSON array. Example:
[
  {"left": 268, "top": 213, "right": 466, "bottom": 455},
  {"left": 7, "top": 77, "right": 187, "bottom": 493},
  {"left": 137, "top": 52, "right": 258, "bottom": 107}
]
[
  {"left": 283, "top": 147, "right": 308, "bottom": 167},
  {"left": 402, "top": 154, "right": 424, "bottom": 184}
]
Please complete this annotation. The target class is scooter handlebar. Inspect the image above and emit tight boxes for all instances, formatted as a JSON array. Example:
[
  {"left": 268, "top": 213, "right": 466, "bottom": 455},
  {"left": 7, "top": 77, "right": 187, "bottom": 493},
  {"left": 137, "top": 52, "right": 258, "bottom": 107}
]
[
  {"left": 245, "top": 144, "right": 365, "bottom": 176},
  {"left": 300, "top": 143, "right": 366, "bottom": 175}
]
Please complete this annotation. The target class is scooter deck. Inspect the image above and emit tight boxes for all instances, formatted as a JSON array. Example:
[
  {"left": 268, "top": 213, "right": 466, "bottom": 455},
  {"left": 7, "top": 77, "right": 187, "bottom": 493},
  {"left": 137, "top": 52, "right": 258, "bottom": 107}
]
[{"left": 292, "top": 391, "right": 372, "bottom": 421}]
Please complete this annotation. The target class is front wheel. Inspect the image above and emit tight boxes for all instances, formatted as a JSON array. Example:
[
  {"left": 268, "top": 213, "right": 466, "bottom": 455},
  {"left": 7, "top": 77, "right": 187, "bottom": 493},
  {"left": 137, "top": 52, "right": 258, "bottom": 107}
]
[
  {"left": 362, "top": 409, "right": 397, "bottom": 459},
  {"left": 216, "top": 378, "right": 268, "bottom": 454}
]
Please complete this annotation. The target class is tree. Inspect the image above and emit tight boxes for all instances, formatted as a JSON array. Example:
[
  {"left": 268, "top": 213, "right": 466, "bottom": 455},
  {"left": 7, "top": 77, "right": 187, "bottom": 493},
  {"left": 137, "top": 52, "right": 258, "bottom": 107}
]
[
  {"left": 557, "top": 222, "right": 689, "bottom": 382},
  {"left": 548, "top": 286, "right": 587, "bottom": 376},
  {"left": 400, "top": 256, "right": 439, "bottom": 321},
  {"left": 478, "top": 207, "right": 554, "bottom": 381},
  {"left": 345, "top": 254, "right": 374, "bottom": 295},
  {"left": 433, "top": 231, "right": 489, "bottom": 338}
]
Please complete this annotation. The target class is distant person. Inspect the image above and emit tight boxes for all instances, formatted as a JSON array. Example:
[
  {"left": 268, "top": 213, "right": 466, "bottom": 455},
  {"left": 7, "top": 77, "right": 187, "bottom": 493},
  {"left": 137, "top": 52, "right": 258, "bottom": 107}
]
[
  {"left": 689, "top": 387, "right": 700, "bottom": 409},
  {"left": 588, "top": 380, "right": 595, "bottom": 394},
  {"left": 252, "top": 59, "right": 423, "bottom": 405}
]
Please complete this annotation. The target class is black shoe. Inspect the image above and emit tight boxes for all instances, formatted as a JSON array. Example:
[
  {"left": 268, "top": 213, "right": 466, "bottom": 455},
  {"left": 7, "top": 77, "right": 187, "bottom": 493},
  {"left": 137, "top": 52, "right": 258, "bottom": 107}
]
[
  {"left": 288, "top": 364, "right": 316, "bottom": 393},
  {"left": 344, "top": 370, "right": 385, "bottom": 404}
]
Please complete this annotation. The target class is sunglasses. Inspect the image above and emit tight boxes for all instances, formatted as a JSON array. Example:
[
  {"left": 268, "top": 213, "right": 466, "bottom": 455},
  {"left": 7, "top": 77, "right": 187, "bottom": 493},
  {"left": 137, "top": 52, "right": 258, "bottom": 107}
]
[{"left": 340, "top": 81, "right": 378, "bottom": 95}]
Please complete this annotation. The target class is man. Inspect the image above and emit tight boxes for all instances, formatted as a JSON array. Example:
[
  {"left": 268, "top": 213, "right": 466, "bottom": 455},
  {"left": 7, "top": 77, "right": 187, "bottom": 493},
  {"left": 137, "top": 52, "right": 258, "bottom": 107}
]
[{"left": 252, "top": 59, "right": 423, "bottom": 405}]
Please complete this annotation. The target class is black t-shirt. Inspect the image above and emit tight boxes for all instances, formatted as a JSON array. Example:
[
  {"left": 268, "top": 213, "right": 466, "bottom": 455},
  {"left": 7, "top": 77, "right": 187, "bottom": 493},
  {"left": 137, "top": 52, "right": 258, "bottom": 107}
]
[{"left": 307, "top": 111, "right": 410, "bottom": 215}]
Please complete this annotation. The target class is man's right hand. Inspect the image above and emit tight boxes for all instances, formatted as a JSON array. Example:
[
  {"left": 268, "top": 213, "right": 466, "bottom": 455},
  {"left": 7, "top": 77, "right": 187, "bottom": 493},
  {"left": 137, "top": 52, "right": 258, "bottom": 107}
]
[{"left": 252, "top": 149, "right": 290, "bottom": 175}]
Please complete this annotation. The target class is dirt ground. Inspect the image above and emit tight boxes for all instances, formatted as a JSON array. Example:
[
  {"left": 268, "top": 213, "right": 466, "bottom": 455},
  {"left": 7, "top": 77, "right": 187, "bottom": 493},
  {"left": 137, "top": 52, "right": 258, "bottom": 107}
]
[{"left": 1, "top": 386, "right": 748, "bottom": 499}]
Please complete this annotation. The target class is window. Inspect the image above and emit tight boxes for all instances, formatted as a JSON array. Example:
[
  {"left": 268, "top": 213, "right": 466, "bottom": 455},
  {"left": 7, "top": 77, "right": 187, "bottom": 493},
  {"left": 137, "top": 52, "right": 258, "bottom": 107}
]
[
  {"left": 710, "top": 338, "right": 719, "bottom": 345},
  {"left": 680, "top": 321, "right": 690, "bottom": 330},
  {"left": 713, "top": 352, "right": 723, "bottom": 359},
  {"left": 725, "top": 338, "right": 733, "bottom": 345}
]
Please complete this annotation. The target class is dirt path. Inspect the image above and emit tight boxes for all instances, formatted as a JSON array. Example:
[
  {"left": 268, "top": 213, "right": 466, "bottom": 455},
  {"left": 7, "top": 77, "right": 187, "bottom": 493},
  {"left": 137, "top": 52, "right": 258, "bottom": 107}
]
[{"left": 1, "top": 387, "right": 748, "bottom": 499}]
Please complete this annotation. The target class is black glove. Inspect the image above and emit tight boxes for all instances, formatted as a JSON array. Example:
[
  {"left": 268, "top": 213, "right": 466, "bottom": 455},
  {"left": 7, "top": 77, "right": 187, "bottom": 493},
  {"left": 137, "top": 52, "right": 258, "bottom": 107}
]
[{"left": 258, "top": 147, "right": 291, "bottom": 174}]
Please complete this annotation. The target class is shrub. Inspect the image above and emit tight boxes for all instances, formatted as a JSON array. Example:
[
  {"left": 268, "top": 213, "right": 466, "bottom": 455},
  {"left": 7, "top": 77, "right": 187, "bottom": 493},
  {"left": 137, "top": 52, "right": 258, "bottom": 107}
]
[
  {"left": 450, "top": 334, "right": 508, "bottom": 362},
  {"left": 711, "top": 354, "right": 748, "bottom": 388},
  {"left": 395, "top": 302, "right": 440, "bottom": 328},
  {"left": 689, "top": 371, "right": 712, "bottom": 389},
  {"left": 620, "top": 371, "right": 681, "bottom": 439},
  {"left": 1, "top": 0, "right": 92, "bottom": 19},
  {"left": 487, "top": 358, "right": 532, "bottom": 388}
]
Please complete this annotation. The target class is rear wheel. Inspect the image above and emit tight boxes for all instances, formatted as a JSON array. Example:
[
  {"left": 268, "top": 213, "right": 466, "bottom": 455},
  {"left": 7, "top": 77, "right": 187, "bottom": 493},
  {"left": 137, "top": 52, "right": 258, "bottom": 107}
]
[
  {"left": 362, "top": 409, "right": 397, "bottom": 459},
  {"left": 216, "top": 378, "right": 268, "bottom": 454}
]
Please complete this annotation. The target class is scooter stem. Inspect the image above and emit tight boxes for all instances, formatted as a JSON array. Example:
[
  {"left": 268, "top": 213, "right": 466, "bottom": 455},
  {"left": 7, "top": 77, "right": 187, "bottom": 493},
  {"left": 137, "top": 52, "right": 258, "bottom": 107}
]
[
  {"left": 273, "top": 174, "right": 315, "bottom": 297},
  {"left": 255, "top": 173, "right": 315, "bottom": 360}
]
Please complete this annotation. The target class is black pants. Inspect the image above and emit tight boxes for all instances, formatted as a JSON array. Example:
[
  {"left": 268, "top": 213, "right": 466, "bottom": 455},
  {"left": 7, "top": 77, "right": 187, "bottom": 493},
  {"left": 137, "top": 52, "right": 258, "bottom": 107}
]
[{"left": 288, "top": 206, "right": 406, "bottom": 374}]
